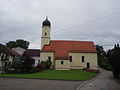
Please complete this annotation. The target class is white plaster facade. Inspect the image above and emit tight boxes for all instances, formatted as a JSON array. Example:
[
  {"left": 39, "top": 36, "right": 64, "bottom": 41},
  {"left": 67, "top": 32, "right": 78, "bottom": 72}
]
[
  {"left": 69, "top": 52, "right": 98, "bottom": 69},
  {"left": 31, "top": 56, "right": 40, "bottom": 67},
  {"left": 0, "top": 52, "right": 14, "bottom": 69},
  {"left": 40, "top": 52, "right": 98, "bottom": 70},
  {"left": 40, "top": 52, "right": 54, "bottom": 66},
  {"left": 41, "top": 26, "right": 51, "bottom": 49}
]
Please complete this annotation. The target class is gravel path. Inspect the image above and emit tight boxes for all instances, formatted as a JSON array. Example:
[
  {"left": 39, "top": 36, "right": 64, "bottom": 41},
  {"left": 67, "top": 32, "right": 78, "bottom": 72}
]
[{"left": 79, "top": 69, "right": 120, "bottom": 90}]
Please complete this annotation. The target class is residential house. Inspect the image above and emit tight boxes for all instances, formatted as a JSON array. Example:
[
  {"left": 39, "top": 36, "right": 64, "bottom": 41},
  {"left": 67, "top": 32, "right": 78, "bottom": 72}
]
[
  {"left": 22, "top": 49, "right": 40, "bottom": 66},
  {"left": 0, "top": 44, "right": 20, "bottom": 69}
]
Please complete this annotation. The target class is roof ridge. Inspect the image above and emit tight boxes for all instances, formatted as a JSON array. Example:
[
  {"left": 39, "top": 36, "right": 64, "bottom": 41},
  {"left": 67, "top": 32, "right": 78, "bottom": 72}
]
[
  {"left": 27, "top": 49, "right": 40, "bottom": 51},
  {"left": 42, "top": 40, "right": 96, "bottom": 60},
  {"left": 51, "top": 40, "right": 94, "bottom": 42},
  {"left": 0, "top": 43, "right": 20, "bottom": 56}
]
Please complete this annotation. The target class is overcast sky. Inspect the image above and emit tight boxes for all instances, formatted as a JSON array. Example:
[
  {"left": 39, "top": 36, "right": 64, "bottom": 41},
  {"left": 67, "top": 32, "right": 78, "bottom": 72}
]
[{"left": 0, "top": 0, "right": 120, "bottom": 50}]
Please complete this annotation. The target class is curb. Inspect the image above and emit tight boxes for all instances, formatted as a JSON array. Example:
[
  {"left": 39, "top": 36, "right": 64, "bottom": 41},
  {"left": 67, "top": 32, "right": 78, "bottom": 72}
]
[
  {"left": 76, "top": 80, "right": 88, "bottom": 90},
  {"left": 0, "top": 76, "right": 84, "bottom": 82},
  {"left": 76, "top": 69, "right": 102, "bottom": 90}
]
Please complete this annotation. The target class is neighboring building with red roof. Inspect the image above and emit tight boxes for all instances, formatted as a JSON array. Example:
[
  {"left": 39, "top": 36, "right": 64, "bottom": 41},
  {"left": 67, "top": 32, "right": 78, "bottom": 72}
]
[
  {"left": 22, "top": 49, "right": 40, "bottom": 66},
  {"left": 40, "top": 18, "right": 98, "bottom": 70}
]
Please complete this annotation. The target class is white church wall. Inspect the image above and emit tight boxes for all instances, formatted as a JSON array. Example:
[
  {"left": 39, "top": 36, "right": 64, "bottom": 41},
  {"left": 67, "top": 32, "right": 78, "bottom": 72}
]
[
  {"left": 69, "top": 52, "right": 98, "bottom": 70},
  {"left": 55, "top": 60, "right": 70, "bottom": 70},
  {"left": 40, "top": 52, "right": 54, "bottom": 66}
]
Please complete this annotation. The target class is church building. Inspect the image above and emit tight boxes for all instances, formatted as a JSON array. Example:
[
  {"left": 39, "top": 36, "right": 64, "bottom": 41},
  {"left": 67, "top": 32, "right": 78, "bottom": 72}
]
[{"left": 40, "top": 17, "right": 98, "bottom": 70}]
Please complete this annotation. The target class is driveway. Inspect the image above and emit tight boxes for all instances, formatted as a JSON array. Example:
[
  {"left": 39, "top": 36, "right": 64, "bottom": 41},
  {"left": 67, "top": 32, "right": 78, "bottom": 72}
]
[
  {"left": 0, "top": 78, "right": 83, "bottom": 90},
  {"left": 80, "top": 69, "right": 120, "bottom": 90}
]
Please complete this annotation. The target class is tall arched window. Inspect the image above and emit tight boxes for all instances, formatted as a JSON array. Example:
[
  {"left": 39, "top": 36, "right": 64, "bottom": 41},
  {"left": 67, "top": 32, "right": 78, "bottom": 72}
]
[
  {"left": 81, "top": 56, "right": 85, "bottom": 62},
  {"left": 45, "top": 32, "right": 47, "bottom": 36},
  {"left": 61, "top": 61, "right": 64, "bottom": 64},
  {"left": 69, "top": 56, "right": 72, "bottom": 62},
  {"left": 48, "top": 56, "right": 51, "bottom": 61}
]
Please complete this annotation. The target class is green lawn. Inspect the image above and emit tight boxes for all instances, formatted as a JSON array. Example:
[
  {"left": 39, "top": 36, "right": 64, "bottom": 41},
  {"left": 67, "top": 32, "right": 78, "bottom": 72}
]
[{"left": 0, "top": 69, "right": 98, "bottom": 80}]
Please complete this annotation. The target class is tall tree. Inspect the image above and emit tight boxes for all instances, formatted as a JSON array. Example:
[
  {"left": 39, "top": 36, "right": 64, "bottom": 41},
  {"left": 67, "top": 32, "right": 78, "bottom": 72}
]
[
  {"left": 6, "top": 39, "right": 30, "bottom": 49},
  {"left": 22, "top": 55, "right": 34, "bottom": 72},
  {"left": 96, "top": 45, "right": 106, "bottom": 67},
  {"left": 108, "top": 44, "right": 120, "bottom": 78}
]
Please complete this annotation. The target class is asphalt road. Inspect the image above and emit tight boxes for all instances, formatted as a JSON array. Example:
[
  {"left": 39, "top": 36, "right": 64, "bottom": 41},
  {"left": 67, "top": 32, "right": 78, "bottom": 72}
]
[
  {"left": 80, "top": 69, "right": 120, "bottom": 90},
  {"left": 0, "top": 78, "right": 83, "bottom": 90}
]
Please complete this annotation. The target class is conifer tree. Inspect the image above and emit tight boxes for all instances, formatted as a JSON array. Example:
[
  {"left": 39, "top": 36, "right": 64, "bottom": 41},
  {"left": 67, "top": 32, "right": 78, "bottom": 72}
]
[{"left": 108, "top": 44, "right": 120, "bottom": 78}]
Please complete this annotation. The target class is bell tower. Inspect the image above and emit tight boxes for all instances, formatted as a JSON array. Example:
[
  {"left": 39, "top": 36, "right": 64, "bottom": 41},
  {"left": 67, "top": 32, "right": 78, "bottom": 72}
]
[{"left": 41, "top": 17, "right": 51, "bottom": 49}]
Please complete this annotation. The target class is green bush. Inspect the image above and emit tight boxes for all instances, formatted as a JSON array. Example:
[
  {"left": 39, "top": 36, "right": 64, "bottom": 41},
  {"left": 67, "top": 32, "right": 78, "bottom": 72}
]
[
  {"left": 2, "top": 61, "right": 12, "bottom": 72},
  {"left": 36, "top": 64, "right": 45, "bottom": 71},
  {"left": 11, "top": 61, "right": 24, "bottom": 72},
  {"left": 41, "top": 60, "right": 52, "bottom": 69},
  {"left": 45, "top": 60, "right": 52, "bottom": 69},
  {"left": 3, "top": 61, "right": 24, "bottom": 73}
]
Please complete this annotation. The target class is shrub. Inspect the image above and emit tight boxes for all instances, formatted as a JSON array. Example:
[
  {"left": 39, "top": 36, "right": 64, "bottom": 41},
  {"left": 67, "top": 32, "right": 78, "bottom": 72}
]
[
  {"left": 22, "top": 55, "right": 34, "bottom": 72},
  {"left": 45, "top": 60, "right": 52, "bottom": 69},
  {"left": 2, "top": 61, "right": 24, "bottom": 73},
  {"left": 30, "top": 67, "right": 38, "bottom": 72},
  {"left": 11, "top": 61, "right": 24, "bottom": 73},
  {"left": 2, "top": 61, "right": 12, "bottom": 73},
  {"left": 36, "top": 64, "right": 45, "bottom": 71},
  {"left": 82, "top": 68, "right": 100, "bottom": 73},
  {"left": 41, "top": 60, "right": 52, "bottom": 69}
]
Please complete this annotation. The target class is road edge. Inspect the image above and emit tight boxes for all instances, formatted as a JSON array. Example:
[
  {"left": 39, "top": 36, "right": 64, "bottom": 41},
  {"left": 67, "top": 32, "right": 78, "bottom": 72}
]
[
  {"left": 76, "top": 80, "right": 88, "bottom": 90},
  {"left": 76, "top": 69, "right": 102, "bottom": 90}
]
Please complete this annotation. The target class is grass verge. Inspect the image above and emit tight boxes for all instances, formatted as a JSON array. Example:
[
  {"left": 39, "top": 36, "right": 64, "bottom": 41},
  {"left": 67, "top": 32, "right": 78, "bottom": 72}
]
[{"left": 0, "top": 69, "right": 98, "bottom": 80}]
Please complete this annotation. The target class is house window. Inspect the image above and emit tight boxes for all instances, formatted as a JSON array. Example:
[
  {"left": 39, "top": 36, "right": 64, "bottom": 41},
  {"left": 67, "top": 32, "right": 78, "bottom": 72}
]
[
  {"left": 61, "top": 61, "right": 64, "bottom": 64},
  {"left": 69, "top": 56, "right": 72, "bottom": 62},
  {"left": 38, "top": 60, "right": 40, "bottom": 64},
  {"left": 48, "top": 56, "right": 51, "bottom": 61},
  {"left": 31, "top": 59, "right": 35, "bottom": 65},
  {"left": 81, "top": 56, "right": 85, "bottom": 62},
  {"left": 45, "top": 32, "right": 47, "bottom": 36}
]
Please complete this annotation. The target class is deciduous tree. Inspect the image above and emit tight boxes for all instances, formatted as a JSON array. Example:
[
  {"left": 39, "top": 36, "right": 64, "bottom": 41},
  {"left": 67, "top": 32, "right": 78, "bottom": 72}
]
[{"left": 6, "top": 39, "right": 29, "bottom": 49}]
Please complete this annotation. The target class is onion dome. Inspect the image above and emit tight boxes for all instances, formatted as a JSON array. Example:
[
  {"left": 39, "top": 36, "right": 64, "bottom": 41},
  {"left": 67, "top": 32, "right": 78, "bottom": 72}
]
[{"left": 42, "top": 17, "right": 51, "bottom": 27}]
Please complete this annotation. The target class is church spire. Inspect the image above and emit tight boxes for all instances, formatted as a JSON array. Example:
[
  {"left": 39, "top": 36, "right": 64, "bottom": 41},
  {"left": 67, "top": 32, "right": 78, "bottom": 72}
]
[{"left": 42, "top": 16, "right": 51, "bottom": 27}]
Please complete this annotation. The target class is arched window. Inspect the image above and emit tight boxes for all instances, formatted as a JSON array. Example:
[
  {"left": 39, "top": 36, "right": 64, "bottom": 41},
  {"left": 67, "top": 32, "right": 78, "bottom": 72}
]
[
  {"left": 61, "top": 61, "right": 64, "bottom": 64},
  {"left": 87, "top": 63, "right": 90, "bottom": 68},
  {"left": 48, "top": 56, "right": 51, "bottom": 61},
  {"left": 69, "top": 56, "right": 72, "bottom": 62},
  {"left": 45, "top": 32, "right": 47, "bottom": 36},
  {"left": 81, "top": 56, "right": 85, "bottom": 62}
]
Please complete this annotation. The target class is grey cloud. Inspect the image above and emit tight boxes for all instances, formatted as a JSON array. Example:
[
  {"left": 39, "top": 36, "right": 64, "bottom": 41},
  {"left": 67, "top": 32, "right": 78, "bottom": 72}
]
[{"left": 0, "top": 0, "right": 120, "bottom": 50}]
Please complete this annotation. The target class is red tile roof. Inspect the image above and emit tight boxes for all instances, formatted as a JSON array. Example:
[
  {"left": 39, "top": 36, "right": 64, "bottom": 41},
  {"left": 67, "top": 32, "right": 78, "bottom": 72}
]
[
  {"left": 0, "top": 44, "right": 20, "bottom": 56},
  {"left": 42, "top": 40, "right": 97, "bottom": 60}
]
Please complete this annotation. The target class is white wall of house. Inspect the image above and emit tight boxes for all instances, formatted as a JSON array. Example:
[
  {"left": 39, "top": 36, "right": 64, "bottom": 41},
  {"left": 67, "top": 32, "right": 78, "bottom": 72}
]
[
  {"left": 9, "top": 56, "right": 13, "bottom": 62},
  {"left": 0, "top": 53, "right": 14, "bottom": 69},
  {"left": 0, "top": 53, "right": 5, "bottom": 69},
  {"left": 31, "top": 56, "right": 40, "bottom": 67}
]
